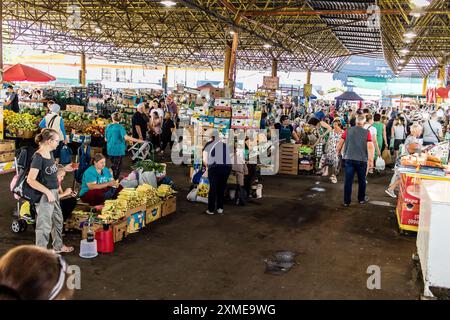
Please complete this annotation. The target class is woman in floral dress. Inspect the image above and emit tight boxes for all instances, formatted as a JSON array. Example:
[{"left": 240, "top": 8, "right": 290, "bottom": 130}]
[{"left": 322, "top": 118, "right": 344, "bottom": 183}]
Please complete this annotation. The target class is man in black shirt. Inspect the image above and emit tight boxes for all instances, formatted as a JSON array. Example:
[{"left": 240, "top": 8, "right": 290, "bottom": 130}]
[
  {"left": 4, "top": 85, "right": 20, "bottom": 113},
  {"left": 131, "top": 103, "right": 149, "bottom": 140}
]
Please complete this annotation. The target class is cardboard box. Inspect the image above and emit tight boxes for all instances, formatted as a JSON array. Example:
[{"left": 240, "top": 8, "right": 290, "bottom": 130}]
[
  {"left": 81, "top": 223, "right": 103, "bottom": 239},
  {"left": 161, "top": 197, "right": 177, "bottom": 217},
  {"left": 65, "top": 214, "right": 90, "bottom": 231},
  {"left": 0, "top": 140, "right": 15, "bottom": 153},
  {"left": 214, "top": 109, "right": 232, "bottom": 118},
  {"left": 125, "top": 205, "right": 146, "bottom": 218},
  {"left": 0, "top": 151, "right": 15, "bottom": 163},
  {"left": 127, "top": 210, "right": 146, "bottom": 233},
  {"left": 146, "top": 202, "right": 162, "bottom": 224},
  {"left": 231, "top": 118, "right": 248, "bottom": 129},
  {"left": 66, "top": 105, "right": 85, "bottom": 113},
  {"left": 194, "top": 107, "right": 209, "bottom": 117},
  {"left": 232, "top": 109, "right": 251, "bottom": 118},
  {"left": 298, "top": 163, "right": 314, "bottom": 171},
  {"left": 112, "top": 220, "right": 128, "bottom": 243},
  {"left": 211, "top": 88, "right": 225, "bottom": 99},
  {"left": 214, "top": 118, "right": 231, "bottom": 128},
  {"left": 214, "top": 99, "right": 231, "bottom": 108}
]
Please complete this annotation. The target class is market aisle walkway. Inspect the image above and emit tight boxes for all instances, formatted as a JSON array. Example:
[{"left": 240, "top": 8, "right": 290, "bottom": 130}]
[{"left": 0, "top": 165, "right": 419, "bottom": 299}]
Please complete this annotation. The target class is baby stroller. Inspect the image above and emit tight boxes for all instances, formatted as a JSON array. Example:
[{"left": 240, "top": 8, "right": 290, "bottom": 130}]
[
  {"left": 129, "top": 141, "right": 155, "bottom": 162},
  {"left": 10, "top": 146, "right": 37, "bottom": 233}
]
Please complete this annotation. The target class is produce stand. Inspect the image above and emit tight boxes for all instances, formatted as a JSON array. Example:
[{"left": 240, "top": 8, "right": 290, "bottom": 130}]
[
  {"left": 396, "top": 169, "right": 450, "bottom": 233},
  {"left": 67, "top": 184, "right": 177, "bottom": 248},
  {"left": 396, "top": 143, "right": 450, "bottom": 234}
]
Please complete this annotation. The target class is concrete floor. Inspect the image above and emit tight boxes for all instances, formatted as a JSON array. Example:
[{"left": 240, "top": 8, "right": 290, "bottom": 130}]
[{"left": 0, "top": 163, "right": 420, "bottom": 299}]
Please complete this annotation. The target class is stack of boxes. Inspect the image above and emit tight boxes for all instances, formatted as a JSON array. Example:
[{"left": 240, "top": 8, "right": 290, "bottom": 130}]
[
  {"left": 213, "top": 99, "right": 232, "bottom": 133},
  {"left": 298, "top": 147, "right": 315, "bottom": 172},
  {"left": 0, "top": 140, "right": 16, "bottom": 164},
  {"left": 231, "top": 99, "right": 260, "bottom": 130}
]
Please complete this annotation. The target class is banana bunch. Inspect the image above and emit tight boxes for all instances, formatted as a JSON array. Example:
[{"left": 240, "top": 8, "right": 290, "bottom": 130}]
[
  {"left": 156, "top": 184, "right": 176, "bottom": 199},
  {"left": 197, "top": 183, "right": 209, "bottom": 198},
  {"left": 72, "top": 210, "right": 90, "bottom": 216},
  {"left": 136, "top": 184, "right": 160, "bottom": 206},
  {"left": 4, "top": 110, "right": 39, "bottom": 132},
  {"left": 98, "top": 200, "right": 128, "bottom": 223},
  {"left": 117, "top": 188, "right": 146, "bottom": 209}
]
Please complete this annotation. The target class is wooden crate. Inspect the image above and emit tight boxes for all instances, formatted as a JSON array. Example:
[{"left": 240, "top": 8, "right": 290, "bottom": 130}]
[
  {"left": 112, "top": 220, "right": 128, "bottom": 243},
  {"left": 161, "top": 197, "right": 177, "bottom": 217},
  {"left": 146, "top": 202, "right": 162, "bottom": 224},
  {"left": 66, "top": 105, "right": 85, "bottom": 113},
  {"left": 0, "top": 140, "right": 15, "bottom": 153},
  {"left": 0, "top": 151, "right": 15, "bottom": 163}
]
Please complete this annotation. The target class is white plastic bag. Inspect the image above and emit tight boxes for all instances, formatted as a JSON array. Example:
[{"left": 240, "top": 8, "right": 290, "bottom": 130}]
[
  {"left": 187, "top": 188, "right": 198, "bottom": 202},
  {"left": 139, "top": 170, "right": 157, "bottom": 188},
  {"left": 375, "top": 157, "right": 386, "bottom": 171}
]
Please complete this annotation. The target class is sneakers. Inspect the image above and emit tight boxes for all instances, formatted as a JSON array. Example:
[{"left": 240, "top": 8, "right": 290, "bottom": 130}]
[
  {"left": 385, "top": 189, "right": 397, "bottom": 198},
  {"left": 359, "top": 196, "right": 369, "bottom": 204},
  {"left": 205, "top": 210, "right": 215, "bottom": 215},
  {"left": 217, "top": 209, "right": 224, "bottom": 214},
  {"left": 343, "top": 203, "right": 350, "bottom": 208}
]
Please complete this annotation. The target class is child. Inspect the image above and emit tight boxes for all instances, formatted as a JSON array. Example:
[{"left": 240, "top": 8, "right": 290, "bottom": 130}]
[
  {"left": 57, "top": 166, "right": 78, "bottom": 222},
  {"left": 105, "top": 112, "right": 143, "bottom": 180}
]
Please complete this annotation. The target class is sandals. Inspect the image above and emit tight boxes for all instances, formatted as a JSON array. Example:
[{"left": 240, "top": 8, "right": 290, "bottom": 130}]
[
  {"left": 54, "top": 245, "right": 74, "bottom": 254},
  {"left": 330, "top": 176, "right": 337, "bottom": 184}
]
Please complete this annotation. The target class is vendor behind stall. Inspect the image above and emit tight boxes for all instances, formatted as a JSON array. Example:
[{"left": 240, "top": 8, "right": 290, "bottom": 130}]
[
  {"left": 3, "top": 85, "right": 20, "bottom": 113},
  {"left": 79, "top": 154, "right": 121, "bottom": 206},
  {"left": 274, "top": 115, "right": 300, "bottom": 143}
]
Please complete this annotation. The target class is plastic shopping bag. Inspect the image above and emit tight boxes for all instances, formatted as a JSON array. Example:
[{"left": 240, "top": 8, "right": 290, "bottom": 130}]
[
  {"left": 187, "top": 188, "right": 198, "bottom": 202},
  {"left": 375, "top": 157, "right": 386, "bottom": 171},
  {"left": 196, "top": 176, "right": 210, "bottom": 204}
]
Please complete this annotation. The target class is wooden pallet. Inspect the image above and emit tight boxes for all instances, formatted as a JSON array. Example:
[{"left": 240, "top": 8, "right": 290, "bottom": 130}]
[{"left": 279, "top": 143, "right": 299, "bottom": 175}]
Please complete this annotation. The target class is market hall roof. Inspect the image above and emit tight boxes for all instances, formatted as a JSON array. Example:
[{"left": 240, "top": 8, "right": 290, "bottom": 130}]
[{"left": 2, "top": 0, "right": 449, "bottom": 76}]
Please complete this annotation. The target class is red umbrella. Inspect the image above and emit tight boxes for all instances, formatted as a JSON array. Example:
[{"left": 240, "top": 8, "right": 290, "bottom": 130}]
[{"left": 3, "top": 63, "right": 56, "bottom": 82}]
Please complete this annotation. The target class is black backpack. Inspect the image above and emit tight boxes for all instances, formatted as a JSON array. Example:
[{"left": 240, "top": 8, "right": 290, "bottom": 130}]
[{"left": 75, "top": 145, "right": 91, "bottom": 183}]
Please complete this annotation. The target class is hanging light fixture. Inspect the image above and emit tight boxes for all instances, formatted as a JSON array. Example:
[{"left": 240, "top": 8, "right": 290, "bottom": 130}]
[
  {"left": 400, "top": 48, "right": 410, "bottom": 55},
  {"left": 263, "top": 44, "right": 272, "bottom": 49},
  {"left": 411, "top": 0, "right": 430, "bottom": 8},
  {"left": 161, "top": 1, "right": 176, "bottom": 6},
  {"left": 404, "top": 29, "right": 417, "bottom": 39}
]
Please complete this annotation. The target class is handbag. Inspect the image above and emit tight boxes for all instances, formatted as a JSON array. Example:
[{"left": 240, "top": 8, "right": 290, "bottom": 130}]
[{"left": 382, "top": 148, "right": 392, "bottom": 165}]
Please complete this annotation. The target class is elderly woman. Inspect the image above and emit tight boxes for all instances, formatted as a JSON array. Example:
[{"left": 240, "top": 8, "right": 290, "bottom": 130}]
[
  {"left": 385, "top": 123, "right": 423, "bottom": 198},
  {"left": 322, "top": 118, "right": 344, "bottom": 183}
]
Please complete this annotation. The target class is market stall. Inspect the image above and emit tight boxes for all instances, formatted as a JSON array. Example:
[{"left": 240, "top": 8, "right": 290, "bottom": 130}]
[
  {"left": 395, "top": 143, "right": 450, "bottom": 234},
  {"left": 335, "top": 91, "right": 364, "bottom": 110}
]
